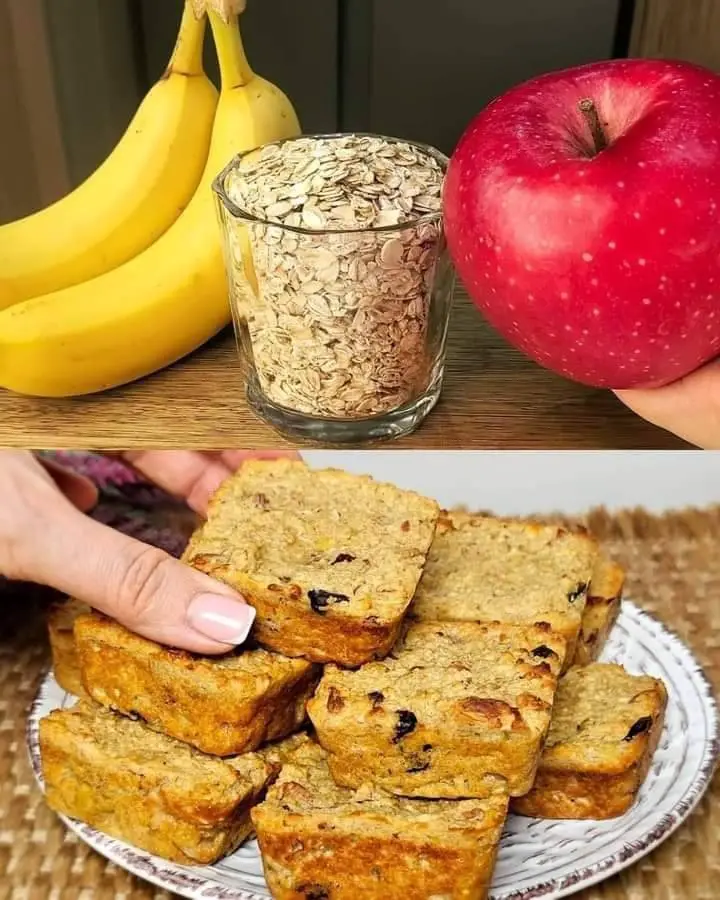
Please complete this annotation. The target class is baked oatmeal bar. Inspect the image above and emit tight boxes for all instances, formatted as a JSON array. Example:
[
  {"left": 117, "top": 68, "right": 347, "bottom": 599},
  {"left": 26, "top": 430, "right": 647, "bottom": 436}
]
[
  {"left": 410, "top": 513, "right": 598, "bottom": 668},
  {"left": 573, "top": 557, "right": 624, "bottom": 666},
  {"left": 308, "top": 620, "right": 566, "bottom": 797},
  {"left": 512, "top": 663, "right": 667, "bottom": 819},
  {"left": 183, "top": 459, "right": 440, "bottom": 667},
  {"left": 47, "top": 597, "right": 90, "bottom": 698},
  {"left": 75, "top": 613, "right": 320, "bottom": 756},
  {"left": 252, "top": 740, "right": 508, "bottom": 900},
  {"left": 40, "top": 702, "right": 275, "bottom": 865}
]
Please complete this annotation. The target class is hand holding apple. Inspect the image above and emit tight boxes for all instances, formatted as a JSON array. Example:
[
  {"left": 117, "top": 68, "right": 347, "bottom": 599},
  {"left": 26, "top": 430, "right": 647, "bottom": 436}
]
[
  {"left": 615, "top": 358, "right": 720, "bottom": 448},
  {"left": 444, "top": 59, "right": 720, "bottom": 389}
]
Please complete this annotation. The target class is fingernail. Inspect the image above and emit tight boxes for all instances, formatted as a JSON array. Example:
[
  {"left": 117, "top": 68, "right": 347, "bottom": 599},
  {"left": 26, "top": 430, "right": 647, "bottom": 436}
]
[{"left": 187, "top": 593, "right": 256, "bottom": 645}]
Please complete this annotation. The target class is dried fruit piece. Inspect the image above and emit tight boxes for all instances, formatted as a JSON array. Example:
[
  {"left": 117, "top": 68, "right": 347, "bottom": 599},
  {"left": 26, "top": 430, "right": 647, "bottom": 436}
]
[
  {"left": 392, "top": 709, "right": 418, "bottom": 743},
  {"left": 327, "top": 687, "right": 344, "bottom": 713},
  {"left": 298, "top": 884, "right": 330, "bottom": 900},
  {"left": 331, "top": 553, "right": 356, "bottom": 564},
  {"left": 624, "top": 716, "right": 653, "bottom": 741},
  {"left": 308, "top": 589, "right": 350, "bottom": 614}
]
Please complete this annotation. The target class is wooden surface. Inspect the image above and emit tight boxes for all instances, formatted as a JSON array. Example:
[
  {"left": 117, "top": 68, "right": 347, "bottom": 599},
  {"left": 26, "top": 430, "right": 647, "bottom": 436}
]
[
  {"left": 0, "top": 292, "right": 687, "bottom": 449},
  {"left": 631, "top": 0, "right": 720, "bottom": 69}
]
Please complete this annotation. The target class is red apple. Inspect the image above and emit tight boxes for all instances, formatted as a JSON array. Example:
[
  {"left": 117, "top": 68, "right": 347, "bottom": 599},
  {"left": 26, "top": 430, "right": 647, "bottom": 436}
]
[{"left": 443, "top": 59, "right": 720, "bottom": 388}]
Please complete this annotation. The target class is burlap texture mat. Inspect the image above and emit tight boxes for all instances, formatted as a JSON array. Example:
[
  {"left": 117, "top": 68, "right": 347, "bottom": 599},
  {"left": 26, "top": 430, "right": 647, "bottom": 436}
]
[{"left": 1, "top": 503, "right": 719, "bottom": 899}]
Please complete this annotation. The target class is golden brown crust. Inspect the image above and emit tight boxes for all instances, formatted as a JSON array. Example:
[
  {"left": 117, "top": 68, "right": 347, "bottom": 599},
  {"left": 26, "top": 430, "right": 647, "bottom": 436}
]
[
  {"left": 308, "top": 621, "right": 565, "bottom": 797},
  {"left": 572, "top": 557, "right": 624, "bottom": 667},
  {"left": 40, "top": 702, "right": 273, "bottom": 865},
  {"left": 188, "top": 567, "right": 403, "bottom": 667},
  {"left": 75, "top": 613, "right": 321, "bottom": 756},
  {"left": 252, "top": 742, "right": 508, "bottom": 900},
  {"left": 182, "top": 460, "right": 439, "bottom": 667},
  {"left": 512, "top": 767, "right": 645, "bottom": 819},
  {"left": 512, "top": 663, "right": 667, "bottom": 819},
  {"left": 256, "top": 828, "right": 501, "bottom": 900},
  {"left": 47, "top": 598, "right": 90, "bottom": 698}
]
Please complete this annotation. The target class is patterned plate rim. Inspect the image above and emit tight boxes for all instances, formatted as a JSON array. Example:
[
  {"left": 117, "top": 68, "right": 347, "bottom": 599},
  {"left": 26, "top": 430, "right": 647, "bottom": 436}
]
[{"left": 26, "top": 601, "right": 720, "bottom": 900}]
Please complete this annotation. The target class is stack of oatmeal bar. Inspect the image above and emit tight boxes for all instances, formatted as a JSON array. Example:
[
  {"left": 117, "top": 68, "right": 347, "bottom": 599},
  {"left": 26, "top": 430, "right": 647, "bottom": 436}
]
[{"left": 40, "top": 460, "right": 667, "bottom": 900}]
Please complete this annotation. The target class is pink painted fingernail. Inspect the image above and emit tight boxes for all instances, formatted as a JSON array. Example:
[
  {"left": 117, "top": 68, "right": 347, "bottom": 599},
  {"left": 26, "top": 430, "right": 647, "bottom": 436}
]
[{"left": 187, "top": 594, "right": 256, "bottom": 645}]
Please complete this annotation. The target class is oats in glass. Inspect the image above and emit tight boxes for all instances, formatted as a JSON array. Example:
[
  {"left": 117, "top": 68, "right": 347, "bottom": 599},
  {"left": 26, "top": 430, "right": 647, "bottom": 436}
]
[{"left": 213, "top": 133, "right": 455, "bottom": 442}]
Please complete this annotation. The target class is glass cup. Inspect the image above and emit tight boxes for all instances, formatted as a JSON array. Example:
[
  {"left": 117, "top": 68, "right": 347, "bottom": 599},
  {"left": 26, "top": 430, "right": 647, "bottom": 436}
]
[{"left": 213, "top": 133, "right": 455, "bottom": 443}]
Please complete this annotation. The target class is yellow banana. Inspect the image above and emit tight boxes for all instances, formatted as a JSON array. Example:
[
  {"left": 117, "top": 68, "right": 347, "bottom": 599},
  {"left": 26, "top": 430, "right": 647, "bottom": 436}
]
[
  {"left": 0, "top": 2, "right": 217, "bottom": 309},
  {"left": 0, "top": 7, "right": 300, "bottom": 398}
]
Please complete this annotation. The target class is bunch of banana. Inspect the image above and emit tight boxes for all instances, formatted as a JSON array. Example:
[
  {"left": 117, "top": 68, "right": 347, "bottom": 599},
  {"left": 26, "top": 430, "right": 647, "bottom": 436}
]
[{"left": 0, "top": 0, "right": 300, "bottom": 397}]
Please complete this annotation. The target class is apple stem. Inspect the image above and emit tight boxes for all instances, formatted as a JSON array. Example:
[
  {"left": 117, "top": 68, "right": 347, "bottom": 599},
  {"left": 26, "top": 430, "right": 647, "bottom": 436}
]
[{"left": 578, "top": 98, "right": 608, "bottom": 155}]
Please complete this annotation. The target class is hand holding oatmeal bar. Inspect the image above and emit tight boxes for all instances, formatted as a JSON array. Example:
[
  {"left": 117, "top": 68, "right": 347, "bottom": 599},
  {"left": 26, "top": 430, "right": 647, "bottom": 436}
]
[
  {"left": 0, "top": 450, "right": 293, "bottom": 654},
  {"left": 33, "top": 457, "right": 674, "bottom": 899}
]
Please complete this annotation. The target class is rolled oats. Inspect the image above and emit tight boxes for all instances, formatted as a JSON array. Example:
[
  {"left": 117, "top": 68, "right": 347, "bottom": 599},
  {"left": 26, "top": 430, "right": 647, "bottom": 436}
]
[{"left": 221, "top": 135, "right": 447, "bottom": 419}]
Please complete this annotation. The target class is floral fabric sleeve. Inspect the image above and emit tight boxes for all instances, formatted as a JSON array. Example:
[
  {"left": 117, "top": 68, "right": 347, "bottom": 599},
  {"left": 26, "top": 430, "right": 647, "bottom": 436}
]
[{"left": 38, "top": 451, "right": 198, "bottom": 558}]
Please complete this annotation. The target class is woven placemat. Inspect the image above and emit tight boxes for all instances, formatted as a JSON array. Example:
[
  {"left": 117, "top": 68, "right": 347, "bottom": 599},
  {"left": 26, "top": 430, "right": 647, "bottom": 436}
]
[{"left": 1, "top": 463, "right": 719, "bottom": 899}]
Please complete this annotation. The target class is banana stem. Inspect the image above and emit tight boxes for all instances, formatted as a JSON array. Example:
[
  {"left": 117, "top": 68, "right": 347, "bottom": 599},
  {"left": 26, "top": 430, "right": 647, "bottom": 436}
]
[
  {"left": 206, "top": 0, "right": 247, "bottom": 21},
  {"left": 209, "top": 9, "right": 254, "bottom": 89},
  {"left": 167, "top": 1, "right": 207, "bottom": 77}
]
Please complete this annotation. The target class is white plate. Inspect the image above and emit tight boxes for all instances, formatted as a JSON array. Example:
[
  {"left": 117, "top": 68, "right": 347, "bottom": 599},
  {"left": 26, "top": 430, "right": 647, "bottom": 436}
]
[{"left": 27, "top": 601, "right": 719, "bottom": 900}]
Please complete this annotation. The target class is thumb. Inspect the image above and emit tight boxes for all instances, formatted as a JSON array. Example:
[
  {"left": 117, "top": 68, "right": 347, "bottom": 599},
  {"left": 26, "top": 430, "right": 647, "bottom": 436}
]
[
  {"left": 32, "top": 503, "right": 255, "bottom": 654},
  {"left": 615, "top": 358, "right": 720, "bottom": 449}
]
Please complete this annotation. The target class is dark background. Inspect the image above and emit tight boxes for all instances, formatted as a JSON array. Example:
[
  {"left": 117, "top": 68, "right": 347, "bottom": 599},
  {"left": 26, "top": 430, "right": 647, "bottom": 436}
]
[{"left": 2, "top": 0, "right": 716, "bottom": 223}]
